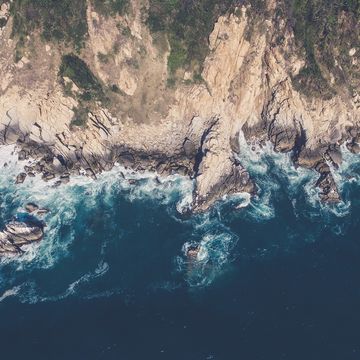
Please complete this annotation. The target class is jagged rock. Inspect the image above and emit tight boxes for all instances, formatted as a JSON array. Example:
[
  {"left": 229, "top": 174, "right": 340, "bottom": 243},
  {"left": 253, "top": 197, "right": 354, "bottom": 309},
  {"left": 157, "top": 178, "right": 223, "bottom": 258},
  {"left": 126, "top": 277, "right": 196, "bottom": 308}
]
[
  {"left": 34, "top": 163, "right": 44, "bottom": 173},
  {"left": 326, "top": 147, "right": 342, "bottom": 168},
  {"left": 85, "top": 167, "right": 96, "bottom": 179},
  {"left": 37, "top": 208, "right": 49, "bottom": 215},
  {"left": 270, "top": 127, "right": 298, "bottom": 153},
  {"left": 100, "top": 160, "right": 114, "bottom": 172},
  {"left": 28, "top": 172, "right": 36, "bottom": 177},
  {"left": 316, "top": 172, "right": 341, "bottom": 203},
  {"left": 4, "top": 221, "right": 43, "bottom": 246},
  {"left": 42, "top": 172, "right": 55, "bottom": 181},
  {"left": 18, "top": 150, "right": 28, "bottom": 161},
  {"left": 24, "top": 165, "right": 34, "bottom": 172},
  {"left": 15, "top": 172, "right": 27, "bottom": 184},
  {"left": 25, "top": 202, "right": 39, "bottom": 213},
  {"left": 347, "top": 142, "right": 360, "bottom": 154},
  {"left": 60, "top": 173, "right": 70, "bottom": 184},
  {"left": 186, "top": 245, "right": 200, "bottom": 261}
]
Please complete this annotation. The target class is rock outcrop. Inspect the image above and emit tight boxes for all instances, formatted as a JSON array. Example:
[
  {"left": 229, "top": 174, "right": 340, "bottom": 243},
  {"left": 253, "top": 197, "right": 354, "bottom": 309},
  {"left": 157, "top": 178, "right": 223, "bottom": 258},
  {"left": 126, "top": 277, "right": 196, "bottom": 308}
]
[
  {"left": 0, "top": 203, "right": 46, "bottom": 256},
  {"left": 0, "top": 0, "right": 358, "bottom": 211},
  {"left": 0, "top": 219, "right": 44, "bottom": 255}
]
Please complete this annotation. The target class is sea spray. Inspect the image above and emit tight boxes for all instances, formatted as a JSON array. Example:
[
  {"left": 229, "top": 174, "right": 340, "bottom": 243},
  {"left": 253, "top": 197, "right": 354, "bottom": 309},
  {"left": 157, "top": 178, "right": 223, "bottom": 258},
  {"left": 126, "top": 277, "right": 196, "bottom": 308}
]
[{"left": 0, "top": 140, "right": 360, "bottom": 301}]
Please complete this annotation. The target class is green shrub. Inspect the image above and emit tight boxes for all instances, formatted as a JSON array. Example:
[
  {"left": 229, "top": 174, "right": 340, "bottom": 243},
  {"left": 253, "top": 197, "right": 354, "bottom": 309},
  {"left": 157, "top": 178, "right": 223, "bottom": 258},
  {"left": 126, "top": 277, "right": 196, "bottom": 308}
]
[
  {"left": 0, "top": 17, "right": 7, "bottom": 28},
  {"left": 70, "top": 106, "right": 89, "bottom": 127},
  {"left": 148, "top": 0, "right": 235, "bottom": 75},
  {"left": 59, "top": 54, "right": 103, "bottom": 101},
  {"left": 10, "top": 0, "right": 88, "bottom": 51}
]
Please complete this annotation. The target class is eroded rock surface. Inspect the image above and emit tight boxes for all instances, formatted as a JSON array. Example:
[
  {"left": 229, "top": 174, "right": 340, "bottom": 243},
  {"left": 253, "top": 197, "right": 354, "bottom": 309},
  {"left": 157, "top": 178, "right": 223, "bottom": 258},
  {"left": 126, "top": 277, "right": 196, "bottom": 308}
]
[{"left": 0, "top": 1, "right": 359, "bottom": 211}]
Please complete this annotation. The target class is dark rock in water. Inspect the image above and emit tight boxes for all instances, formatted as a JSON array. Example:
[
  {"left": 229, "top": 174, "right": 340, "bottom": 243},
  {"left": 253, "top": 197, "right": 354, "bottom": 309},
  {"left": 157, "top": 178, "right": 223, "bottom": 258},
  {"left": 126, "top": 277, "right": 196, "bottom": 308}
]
[
  {"left": 60, "top": 173, "right": 70, "bottom": 184},
  {"left": 0, "top": 209, "right": 45, "bottom": 256},
  {"left": 18, "top": 150, "right": 28, "bottom": 161},
  {"left": 3, "top": 162, "right": 7, "bottom": 168},
  {"left": 0, "top": 221, "right": 44, "bottom": 255},
  {"left": 24, "top": 165, "right": 34, "bottom": 172},
  {"left": 128, "top": 179, "right": 138, "bottom": 185},
  {"left": 187, "top": 245, "right": 200, "bottom": 261},
  {"left": 34, "top": 163, "right": 43, "bottom": 173},
  {"left": 28, "top": 172, "right": 36, "bottom": 177},
  {"left": 316, "top": 172, "right": 341, "bottom": 203},
  {"left": 16, "top": 172, "right": 27, "bottom": 184},
  {"left": 53, "top": 180, "right": 62, "bottom": 187},
  {"left": 42, "top": 172, "right": 55, "bottom": 181},
  {"left": 346, "top": 141, "right": 360, "bottom": 154},
  {"left": 37, "top": 208, "right": 49, "bottom": 215},
  {"left": 4, "top": 221, "right": 43, "bottom": 245},
  {"left": 25, "top": 202, "right": 39, "bottom": 213}
]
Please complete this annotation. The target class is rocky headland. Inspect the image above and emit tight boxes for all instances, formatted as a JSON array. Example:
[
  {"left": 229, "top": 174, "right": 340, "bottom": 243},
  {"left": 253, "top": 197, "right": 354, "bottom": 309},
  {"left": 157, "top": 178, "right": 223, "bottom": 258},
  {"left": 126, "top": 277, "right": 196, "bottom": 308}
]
[{"left": 0, "top": 0, "right": 359, "bottom": 212}]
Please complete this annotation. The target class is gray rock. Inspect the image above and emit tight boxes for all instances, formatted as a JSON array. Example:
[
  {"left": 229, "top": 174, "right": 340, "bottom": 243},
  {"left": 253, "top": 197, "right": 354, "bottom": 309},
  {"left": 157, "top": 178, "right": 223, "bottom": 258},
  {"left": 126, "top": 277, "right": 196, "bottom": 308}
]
[
  {"left": 4, "top": 221, "right": 43, "bottom": 246},
  {"left": 15, "top": 172, "right": 27, "bottom": 184},
  {"left": 18, "top": 150, "right": 28, "bottom": 161},
  {"left": 24, "top": 165, "right": 34, "bottom": 172},
  {"left": 37, "top": 208, "right": 49, "bottom": 215},
  {"left": 347, "top": 142, "right": 360, "bottom": 154},
  {"left": 42, "top": 172, "right": 55, "bottom": 181},
  {"left": 60, "top": 173, "right": 70, "bottom": 184},
  {"left": 25, "top": 202, "right": 39, "bottom": 213}
]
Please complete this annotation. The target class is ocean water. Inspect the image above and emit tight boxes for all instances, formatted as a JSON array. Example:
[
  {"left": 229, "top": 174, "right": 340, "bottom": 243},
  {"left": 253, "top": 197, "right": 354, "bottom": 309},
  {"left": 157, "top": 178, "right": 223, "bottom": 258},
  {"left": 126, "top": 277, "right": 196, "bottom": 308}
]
[{"left": 0, "top": 140, "right": 360, "bottom": 359}]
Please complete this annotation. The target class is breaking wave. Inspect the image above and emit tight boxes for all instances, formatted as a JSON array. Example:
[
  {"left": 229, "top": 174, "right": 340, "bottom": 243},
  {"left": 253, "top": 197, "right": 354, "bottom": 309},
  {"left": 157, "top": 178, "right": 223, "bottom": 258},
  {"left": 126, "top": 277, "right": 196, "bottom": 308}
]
[{"left": 0, "top": 138, "right": 359, "bottom": 301}]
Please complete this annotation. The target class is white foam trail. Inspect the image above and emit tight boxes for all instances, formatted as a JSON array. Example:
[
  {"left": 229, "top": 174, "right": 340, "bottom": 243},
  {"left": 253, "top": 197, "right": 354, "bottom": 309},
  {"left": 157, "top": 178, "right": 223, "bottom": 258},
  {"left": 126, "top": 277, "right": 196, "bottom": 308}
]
[{"left": 0, "top": 285, "right": 22, "bottom": 302}]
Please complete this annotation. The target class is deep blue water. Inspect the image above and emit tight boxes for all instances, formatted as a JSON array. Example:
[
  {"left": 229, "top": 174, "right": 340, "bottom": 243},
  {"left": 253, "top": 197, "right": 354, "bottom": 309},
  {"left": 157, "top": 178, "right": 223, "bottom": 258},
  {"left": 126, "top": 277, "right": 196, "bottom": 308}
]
[{"left": 1, "top": 143, "right": 360, "bottom": 359}]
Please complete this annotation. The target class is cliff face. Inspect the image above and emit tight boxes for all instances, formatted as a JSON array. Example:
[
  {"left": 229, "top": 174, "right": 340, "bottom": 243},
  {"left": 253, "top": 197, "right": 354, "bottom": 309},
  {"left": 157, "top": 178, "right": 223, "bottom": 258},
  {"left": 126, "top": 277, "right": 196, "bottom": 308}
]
[{"left": 0, "top": 0, "right": 359, "bottom": 211}]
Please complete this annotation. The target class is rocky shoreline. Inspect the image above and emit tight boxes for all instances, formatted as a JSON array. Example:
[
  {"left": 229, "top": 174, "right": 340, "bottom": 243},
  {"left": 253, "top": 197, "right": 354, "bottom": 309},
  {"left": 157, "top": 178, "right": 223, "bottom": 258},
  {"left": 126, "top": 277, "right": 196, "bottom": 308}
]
[
  {"left": 7, "top": 121, "right": 360, "bottom": 213},
  {"left": 0, "top": 2, "right": 358, "bottom": 213}
]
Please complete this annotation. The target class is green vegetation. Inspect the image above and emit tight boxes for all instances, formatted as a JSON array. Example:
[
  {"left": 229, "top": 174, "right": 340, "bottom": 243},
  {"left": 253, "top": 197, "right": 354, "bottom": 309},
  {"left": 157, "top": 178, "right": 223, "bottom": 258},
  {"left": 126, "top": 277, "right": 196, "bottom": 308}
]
[
  {"left": 59, "top": 54, "right": 106, "bottom": 127},
  {"left": 286, "top": 0, "right": 360, "bottom": 97},
  {"left": 10, "top": 0, "right": 88, "bottom": 52},
  {"left": 70, "top": 106, "right": 89, "bottom": 127},
  {"left": 0, "top": 17, "right": 7, "bottom": 28},
  {"left": 59, "top": 54, "right": 104, "bottom": 102},
  {"left": 92, "top": 0, "right": 129, "bottom": 16},
  {"left": 148, "top": 0, "right": 358, "bottom": 96},
  {"left": 147, "top": 0, "right": 236, "bottom": 78}
]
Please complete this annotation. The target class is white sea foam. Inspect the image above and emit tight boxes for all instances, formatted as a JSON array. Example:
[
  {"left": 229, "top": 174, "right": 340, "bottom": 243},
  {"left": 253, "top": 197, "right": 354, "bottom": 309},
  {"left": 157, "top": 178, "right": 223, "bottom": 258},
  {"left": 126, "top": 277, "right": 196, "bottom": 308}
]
[
  {"left": 0, "top": 136, "right": 359, "bottom": 296},
  {"left": 0, "top": 284, "right": 22, "bottom": 302}
]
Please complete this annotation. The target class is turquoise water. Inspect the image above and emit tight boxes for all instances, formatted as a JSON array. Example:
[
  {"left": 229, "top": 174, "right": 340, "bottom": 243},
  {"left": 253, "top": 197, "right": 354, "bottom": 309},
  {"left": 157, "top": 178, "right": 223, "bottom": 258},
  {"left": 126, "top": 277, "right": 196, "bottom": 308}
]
[{"left": 0, "top": 142, "right": 360, "bottom": 359}]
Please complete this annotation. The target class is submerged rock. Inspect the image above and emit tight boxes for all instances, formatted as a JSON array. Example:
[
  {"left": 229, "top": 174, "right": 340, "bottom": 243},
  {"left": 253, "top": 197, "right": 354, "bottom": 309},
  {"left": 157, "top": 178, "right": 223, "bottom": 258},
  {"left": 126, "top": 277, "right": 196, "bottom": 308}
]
[
  {"left": 25, "top": 202, "right": 39, "bottom": 213},
  {"left": 15, "top": 172, "right": 27, "bottom": 184}
]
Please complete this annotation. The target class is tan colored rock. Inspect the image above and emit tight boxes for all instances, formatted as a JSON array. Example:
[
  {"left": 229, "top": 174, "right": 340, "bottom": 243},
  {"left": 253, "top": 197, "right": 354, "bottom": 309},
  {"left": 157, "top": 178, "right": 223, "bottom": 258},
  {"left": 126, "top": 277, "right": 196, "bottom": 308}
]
[{"left": 0, "top": 1, "right": 358, "bottom": 211}]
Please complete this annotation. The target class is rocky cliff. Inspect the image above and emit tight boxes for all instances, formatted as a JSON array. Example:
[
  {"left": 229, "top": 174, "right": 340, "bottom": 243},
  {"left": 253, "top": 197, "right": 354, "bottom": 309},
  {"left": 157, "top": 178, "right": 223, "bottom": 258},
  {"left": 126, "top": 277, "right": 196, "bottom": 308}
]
[{"left": 0, "top": 0, "right": 359, "bottom": 212}]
